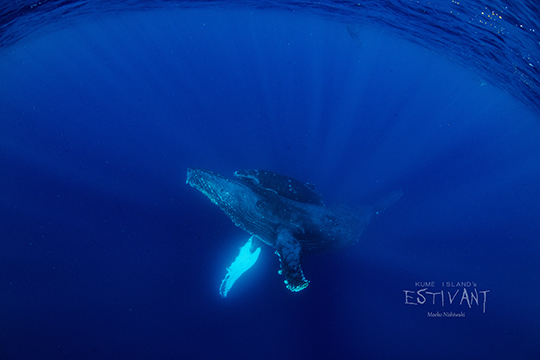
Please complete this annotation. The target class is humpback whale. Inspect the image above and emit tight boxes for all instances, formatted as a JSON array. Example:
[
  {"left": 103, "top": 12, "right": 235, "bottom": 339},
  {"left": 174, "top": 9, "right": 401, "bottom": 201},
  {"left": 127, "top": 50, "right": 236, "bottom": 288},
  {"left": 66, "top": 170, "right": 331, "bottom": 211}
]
[{"left": 186, "top": 168, "right": 402, "bottom": 297}]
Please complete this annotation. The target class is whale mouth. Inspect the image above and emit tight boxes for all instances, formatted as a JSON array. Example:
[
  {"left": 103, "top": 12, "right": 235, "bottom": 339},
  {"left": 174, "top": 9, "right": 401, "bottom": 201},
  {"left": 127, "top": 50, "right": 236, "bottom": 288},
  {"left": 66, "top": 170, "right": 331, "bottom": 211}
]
[
  {"left": 186, "top": 168, "right": 230, "bottom": 205},
  {"left": 186, "top": 168, "right": 278, "bottom": 241},
  {"left": 186, "top": 168, "right": 215, "bottom": 193}
]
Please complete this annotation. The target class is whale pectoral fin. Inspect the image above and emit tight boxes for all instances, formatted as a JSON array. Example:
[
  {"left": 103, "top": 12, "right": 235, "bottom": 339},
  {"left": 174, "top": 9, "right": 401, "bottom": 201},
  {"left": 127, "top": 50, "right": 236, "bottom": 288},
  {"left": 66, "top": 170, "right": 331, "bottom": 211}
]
[
  {"left": 219, "top": 236, "right": 261, "bottom": 298},
  {"left": 275, "top": 230, "right": 309, "bottom": 292}
]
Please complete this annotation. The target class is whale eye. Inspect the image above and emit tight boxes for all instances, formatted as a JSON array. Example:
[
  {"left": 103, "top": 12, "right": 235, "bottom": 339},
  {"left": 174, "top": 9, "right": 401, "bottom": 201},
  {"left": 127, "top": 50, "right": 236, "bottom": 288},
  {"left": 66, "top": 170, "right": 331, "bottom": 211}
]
[{"left": 256, "top": 200, "right": 265, "bottom": 208}]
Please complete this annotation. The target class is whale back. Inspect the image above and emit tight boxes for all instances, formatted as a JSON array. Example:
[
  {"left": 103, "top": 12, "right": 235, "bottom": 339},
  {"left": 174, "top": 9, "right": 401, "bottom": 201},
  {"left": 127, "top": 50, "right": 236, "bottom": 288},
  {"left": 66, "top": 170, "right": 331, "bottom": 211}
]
[{"left": 234, "top": 169, "right": 325, "bottom": 206}]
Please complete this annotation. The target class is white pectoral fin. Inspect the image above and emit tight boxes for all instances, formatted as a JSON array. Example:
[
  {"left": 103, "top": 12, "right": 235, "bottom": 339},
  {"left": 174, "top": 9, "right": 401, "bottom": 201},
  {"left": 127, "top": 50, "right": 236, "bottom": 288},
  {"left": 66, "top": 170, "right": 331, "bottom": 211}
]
[{"left": 219, "top": 236, "right": 262, "bottom": 298}]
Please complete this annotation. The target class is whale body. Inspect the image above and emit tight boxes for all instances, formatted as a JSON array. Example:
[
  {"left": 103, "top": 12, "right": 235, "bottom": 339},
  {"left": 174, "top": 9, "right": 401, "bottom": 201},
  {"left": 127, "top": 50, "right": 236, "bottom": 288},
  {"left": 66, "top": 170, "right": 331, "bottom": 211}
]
[{"left": 186, "top": 168, "right": 402, "bottom": 296}]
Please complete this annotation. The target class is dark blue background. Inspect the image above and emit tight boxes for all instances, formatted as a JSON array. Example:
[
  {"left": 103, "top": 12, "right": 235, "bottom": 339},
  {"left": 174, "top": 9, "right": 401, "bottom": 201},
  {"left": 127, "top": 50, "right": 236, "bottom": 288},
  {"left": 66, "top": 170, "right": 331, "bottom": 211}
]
[{"left": 1, "top": 9, "right": 539, "bottom": 359}]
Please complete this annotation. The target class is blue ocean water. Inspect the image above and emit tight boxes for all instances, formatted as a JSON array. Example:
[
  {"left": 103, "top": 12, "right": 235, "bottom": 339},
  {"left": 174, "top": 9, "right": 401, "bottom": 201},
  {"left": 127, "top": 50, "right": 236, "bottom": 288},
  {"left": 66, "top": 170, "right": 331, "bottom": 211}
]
[{"left": 0, "top": 1, "right": 539, "bottom": 359}]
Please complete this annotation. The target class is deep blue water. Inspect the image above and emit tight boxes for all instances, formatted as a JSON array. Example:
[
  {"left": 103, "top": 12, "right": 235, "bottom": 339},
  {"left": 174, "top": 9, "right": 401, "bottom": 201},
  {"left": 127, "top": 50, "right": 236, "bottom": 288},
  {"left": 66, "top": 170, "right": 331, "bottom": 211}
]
[{"left": 1, "top": 1, "right": 540, "bottom": 359}]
